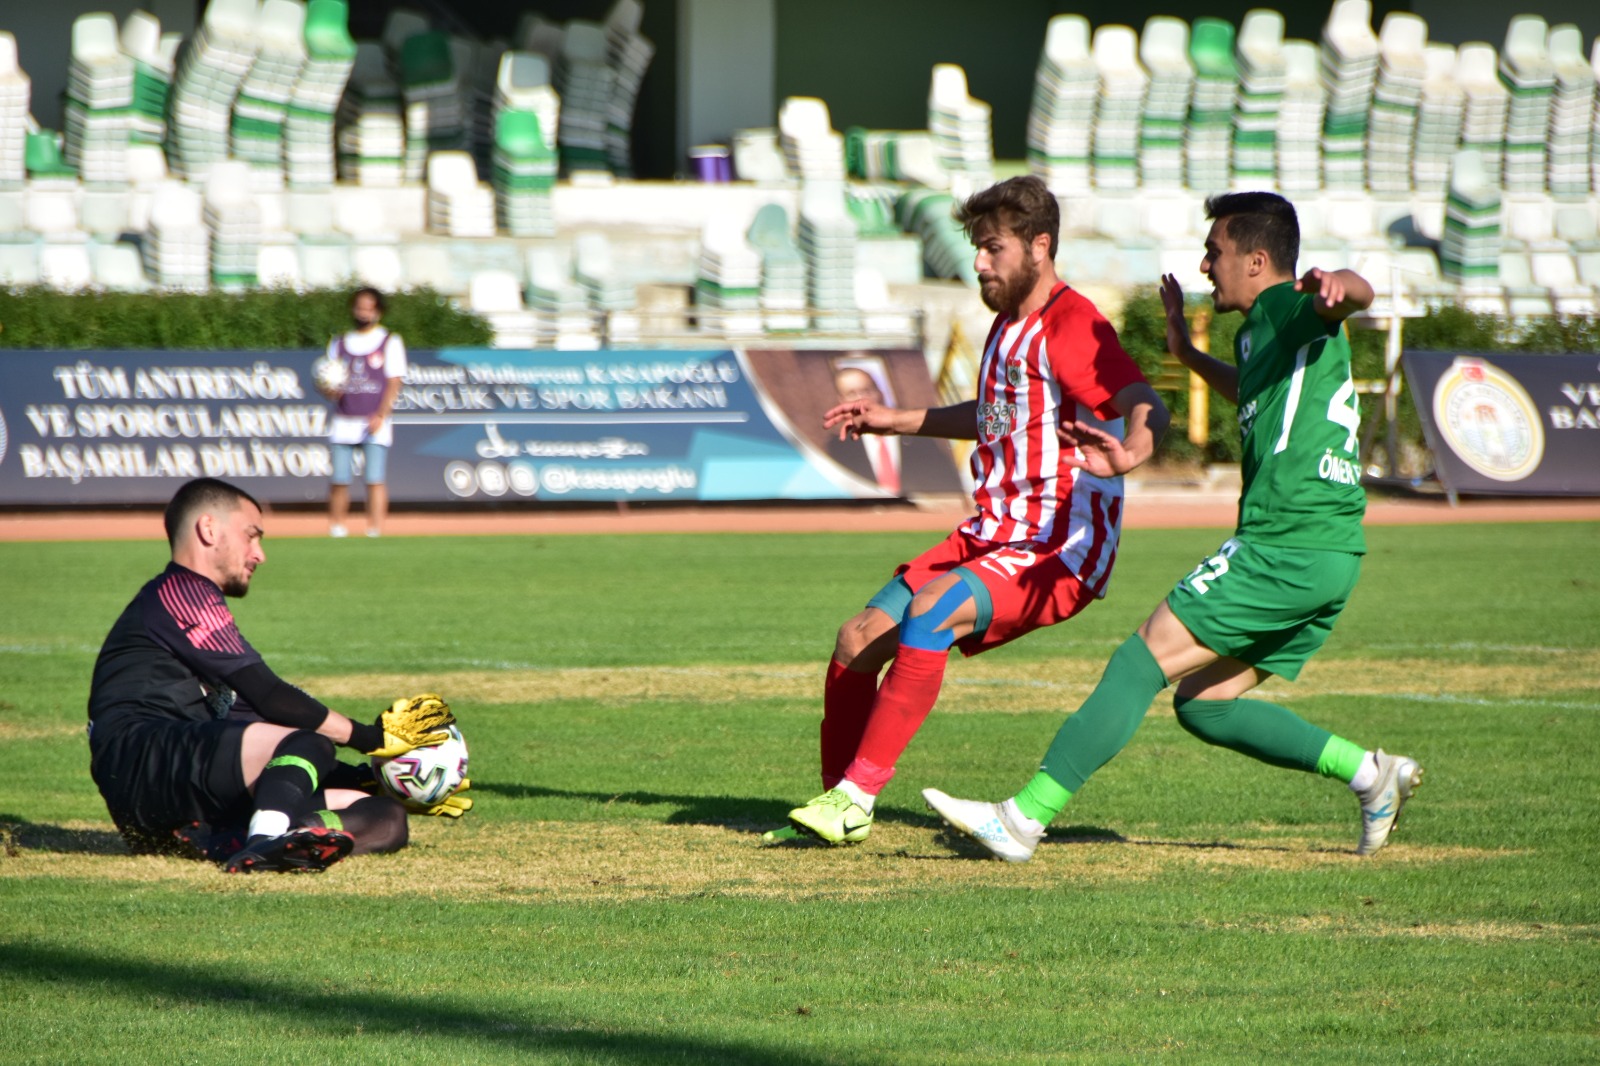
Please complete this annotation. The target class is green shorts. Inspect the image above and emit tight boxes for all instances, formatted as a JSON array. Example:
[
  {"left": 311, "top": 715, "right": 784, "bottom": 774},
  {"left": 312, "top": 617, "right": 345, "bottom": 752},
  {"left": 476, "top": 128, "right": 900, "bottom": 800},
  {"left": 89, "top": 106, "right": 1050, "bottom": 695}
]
[{"left": 1166, "top": 535, "right": 1361, "bottom": 680}]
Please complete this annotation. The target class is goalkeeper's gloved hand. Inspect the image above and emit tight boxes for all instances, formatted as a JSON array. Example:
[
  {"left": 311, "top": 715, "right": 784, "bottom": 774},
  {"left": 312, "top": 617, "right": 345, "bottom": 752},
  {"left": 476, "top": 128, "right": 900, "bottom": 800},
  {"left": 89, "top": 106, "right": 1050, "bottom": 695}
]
[
  {"left": 404, "top": 779, "right": 474, "bottom": 818},
  {"left": 364, "top": 693, "right": 455, "bottom": 758}
]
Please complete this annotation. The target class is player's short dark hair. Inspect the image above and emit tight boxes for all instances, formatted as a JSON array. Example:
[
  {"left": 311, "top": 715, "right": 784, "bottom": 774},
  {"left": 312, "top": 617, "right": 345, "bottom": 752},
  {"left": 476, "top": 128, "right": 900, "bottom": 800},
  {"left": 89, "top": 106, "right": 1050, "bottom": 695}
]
[
  {"left": 1205, "top": 191, "right": 1299, "bottom": 274},
  {"left": 164, "top": 478, "right": 260, "bottom": 547},
  {"left": 956, "top": 175, "right": 1060, "bottom": 259},
  {"left": 351, "top": 286, "right": 387, "bottom": 313}
]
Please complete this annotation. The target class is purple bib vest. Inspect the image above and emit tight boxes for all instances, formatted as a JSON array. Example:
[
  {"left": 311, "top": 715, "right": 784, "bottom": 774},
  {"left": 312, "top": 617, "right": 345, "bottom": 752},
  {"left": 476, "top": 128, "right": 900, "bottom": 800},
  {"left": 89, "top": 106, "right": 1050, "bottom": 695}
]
[{"left": 334, "top": 331, "right": 392, "bottom": 418}]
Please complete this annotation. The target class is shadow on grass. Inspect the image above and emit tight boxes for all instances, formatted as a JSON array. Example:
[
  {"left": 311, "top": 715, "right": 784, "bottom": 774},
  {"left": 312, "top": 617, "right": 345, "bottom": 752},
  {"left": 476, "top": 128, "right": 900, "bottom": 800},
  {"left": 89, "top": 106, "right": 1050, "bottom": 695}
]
[
  {"left": 473, "top": 782, "right": 945, "bottom": 833},
  {"left": 0, "top": 815, "right": 126, "bottom": 856},
  {"left": 0, "top": 940, "right": 853, "bottom": 1066}
]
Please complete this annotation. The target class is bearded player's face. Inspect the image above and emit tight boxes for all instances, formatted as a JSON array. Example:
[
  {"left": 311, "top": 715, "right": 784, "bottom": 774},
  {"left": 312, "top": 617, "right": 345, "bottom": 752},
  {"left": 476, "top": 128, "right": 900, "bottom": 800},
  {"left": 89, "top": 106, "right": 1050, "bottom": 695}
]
[
  {"left": 972, "top": 224, "right": 1039, "bottom": 316},
  {"left": 215, "top": 501, "right": 266, "bottom": 597}
]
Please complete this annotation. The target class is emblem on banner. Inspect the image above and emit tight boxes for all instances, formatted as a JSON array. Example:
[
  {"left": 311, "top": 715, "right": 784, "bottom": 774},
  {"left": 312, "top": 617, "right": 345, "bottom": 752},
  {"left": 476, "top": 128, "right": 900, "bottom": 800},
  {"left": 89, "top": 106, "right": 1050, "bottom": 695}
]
[
  {"left": 0, "top": 408, "right": 7, "bottom": 466},
  {"left": 1432, "top": 357, "right": 1545, "bottom": 481}
]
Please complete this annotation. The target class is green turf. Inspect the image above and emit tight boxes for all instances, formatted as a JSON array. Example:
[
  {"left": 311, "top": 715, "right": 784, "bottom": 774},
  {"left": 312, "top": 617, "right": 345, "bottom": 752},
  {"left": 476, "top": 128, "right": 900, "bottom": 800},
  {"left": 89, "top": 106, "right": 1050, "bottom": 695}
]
[{"left": 1, "top": 522, "right": 1597, "bottom": 1064}]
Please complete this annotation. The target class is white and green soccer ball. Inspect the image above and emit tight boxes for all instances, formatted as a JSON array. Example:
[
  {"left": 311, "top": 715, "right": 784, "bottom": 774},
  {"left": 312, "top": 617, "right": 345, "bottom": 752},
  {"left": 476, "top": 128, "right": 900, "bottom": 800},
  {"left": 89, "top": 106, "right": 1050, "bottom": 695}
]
[
  {"left": 373, "top": 725, "right": 469, "bottom": 806},
  {"left": 311, "top": 355, "right": 349, "bottom": 392}
]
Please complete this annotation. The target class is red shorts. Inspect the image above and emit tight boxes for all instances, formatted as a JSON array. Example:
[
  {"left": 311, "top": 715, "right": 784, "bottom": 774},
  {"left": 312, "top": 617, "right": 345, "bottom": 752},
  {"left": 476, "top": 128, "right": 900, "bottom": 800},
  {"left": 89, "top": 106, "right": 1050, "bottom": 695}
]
[{"left": 893, "top": 528, "right": 1097, "bottom": 656}]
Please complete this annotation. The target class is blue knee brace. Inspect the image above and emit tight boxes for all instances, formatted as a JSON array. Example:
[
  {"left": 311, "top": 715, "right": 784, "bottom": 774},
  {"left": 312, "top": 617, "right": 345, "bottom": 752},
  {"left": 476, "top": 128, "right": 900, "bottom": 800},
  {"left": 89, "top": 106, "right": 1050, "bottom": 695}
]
[{"left": 900, "top": 581, "right": 975, "bottom": 652}]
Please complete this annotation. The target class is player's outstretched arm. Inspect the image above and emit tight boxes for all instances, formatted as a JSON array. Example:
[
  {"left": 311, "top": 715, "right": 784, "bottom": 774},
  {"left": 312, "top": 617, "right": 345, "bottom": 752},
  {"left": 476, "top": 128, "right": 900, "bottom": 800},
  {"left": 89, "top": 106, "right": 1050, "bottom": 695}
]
[
  {"left": 1161, "top": 274, "right": 1238, "bottom": 403},
  {"left": 1059, "top": 383, "right": 1170, "bottom": 477},
  {"left": 822, "top": 399, "right": 977, "bottom": 441},
  {"left": 1298, "top": 266, "right": 1374, "bottom": 323}
]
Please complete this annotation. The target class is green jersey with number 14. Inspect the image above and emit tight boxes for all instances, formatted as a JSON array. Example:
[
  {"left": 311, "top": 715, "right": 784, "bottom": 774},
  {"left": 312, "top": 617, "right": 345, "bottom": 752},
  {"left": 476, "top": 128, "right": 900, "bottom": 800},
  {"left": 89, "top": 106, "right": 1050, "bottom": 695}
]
[{"left": 1231, "top": 280, "right": 1366, "bottom": 554}]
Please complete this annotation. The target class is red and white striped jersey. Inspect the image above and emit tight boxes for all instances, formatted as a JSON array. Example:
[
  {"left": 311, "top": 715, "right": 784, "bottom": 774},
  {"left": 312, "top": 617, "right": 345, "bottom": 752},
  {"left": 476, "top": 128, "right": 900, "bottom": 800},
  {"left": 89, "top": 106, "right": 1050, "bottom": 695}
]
[{"left": 962, "top": 283, "right": 1146, "bottom": 596}]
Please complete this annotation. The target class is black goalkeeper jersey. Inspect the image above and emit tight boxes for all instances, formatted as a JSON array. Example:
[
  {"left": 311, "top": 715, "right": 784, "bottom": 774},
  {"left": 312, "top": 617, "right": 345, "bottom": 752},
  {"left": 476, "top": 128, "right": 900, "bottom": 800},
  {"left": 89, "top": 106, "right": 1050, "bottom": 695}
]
[{"left": 87, "top": 562, "right": 265, "bottom": 745}]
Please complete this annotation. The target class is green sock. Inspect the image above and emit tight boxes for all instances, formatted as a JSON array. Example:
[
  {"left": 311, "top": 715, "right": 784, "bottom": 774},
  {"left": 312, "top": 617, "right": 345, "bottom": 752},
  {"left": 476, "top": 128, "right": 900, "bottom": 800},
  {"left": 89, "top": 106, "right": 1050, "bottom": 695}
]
[
  {"left": 1014, "top": 773, "right": 1072, "bottom": 826},
  {"left": 1017, "top": 634, "right": 1169, "bottom": 824},
  {"left": 1315, "top": 735, "right": 1368, "bottom": 783},
  {"left": 1172, "top": 696, "right": 1333, "bottom": 773}
]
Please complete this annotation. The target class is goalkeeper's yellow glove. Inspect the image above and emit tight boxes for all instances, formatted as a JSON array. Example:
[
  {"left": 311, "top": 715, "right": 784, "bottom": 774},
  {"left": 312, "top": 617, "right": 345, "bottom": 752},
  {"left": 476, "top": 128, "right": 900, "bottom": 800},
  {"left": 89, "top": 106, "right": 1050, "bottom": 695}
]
[
  {"left": 404, "top": 779, "right": 474, "bottom": 818},
  {"left": 364, "top": 693, "right": 455, "bottom": 758}
]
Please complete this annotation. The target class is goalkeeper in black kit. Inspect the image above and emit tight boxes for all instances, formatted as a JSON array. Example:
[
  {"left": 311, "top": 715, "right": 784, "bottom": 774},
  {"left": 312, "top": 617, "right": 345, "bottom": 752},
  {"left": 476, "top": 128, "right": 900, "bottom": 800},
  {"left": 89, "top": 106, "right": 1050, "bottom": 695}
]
[{"left": 87, "top": 477, "right": 471, "bottom": 874}]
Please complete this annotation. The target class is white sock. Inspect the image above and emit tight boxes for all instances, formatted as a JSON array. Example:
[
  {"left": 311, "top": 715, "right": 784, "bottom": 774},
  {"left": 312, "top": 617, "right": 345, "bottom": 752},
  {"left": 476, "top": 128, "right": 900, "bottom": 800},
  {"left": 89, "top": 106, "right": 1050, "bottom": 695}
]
[
  {"left": 1348, "top": 752, "right": 1380, "bottom": 794},
  {"left": 1001, "top": 798, "right": 1045, "bottom": 837},
  {"left": 247, "top": 810, "right": 291, "bottom": 840},
  {"left": 836, "top": 778, "right": 876, "bottom": 813}
]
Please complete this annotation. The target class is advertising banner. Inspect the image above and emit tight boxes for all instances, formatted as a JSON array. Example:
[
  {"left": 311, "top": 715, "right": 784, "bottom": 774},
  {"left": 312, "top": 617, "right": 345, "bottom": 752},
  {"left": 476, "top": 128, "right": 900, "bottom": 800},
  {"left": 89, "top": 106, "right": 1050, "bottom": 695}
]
[
  {"left": 1403, "top": 349, "right": 1600, "bottom": 496},
  {"left": 0, "top": 348, "right": 965, "bottom": 506}
]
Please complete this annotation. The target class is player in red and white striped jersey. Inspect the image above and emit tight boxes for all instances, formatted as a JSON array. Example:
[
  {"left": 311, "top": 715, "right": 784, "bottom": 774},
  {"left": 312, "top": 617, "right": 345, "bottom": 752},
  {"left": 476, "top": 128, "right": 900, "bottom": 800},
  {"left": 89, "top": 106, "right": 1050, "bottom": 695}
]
[{"left": 773, "top": 177, "right": 1170, "bottom": 846}]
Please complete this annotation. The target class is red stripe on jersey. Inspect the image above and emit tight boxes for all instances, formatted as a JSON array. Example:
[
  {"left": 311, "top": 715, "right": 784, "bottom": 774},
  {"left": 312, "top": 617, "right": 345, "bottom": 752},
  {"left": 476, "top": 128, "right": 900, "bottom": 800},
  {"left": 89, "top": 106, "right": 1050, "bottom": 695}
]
[
  {"left": 1077, "top": 490, "right": 1109, "bottom": 585},
  {"left": 158, "top": 570, "right": 246, "bottom": 654}
]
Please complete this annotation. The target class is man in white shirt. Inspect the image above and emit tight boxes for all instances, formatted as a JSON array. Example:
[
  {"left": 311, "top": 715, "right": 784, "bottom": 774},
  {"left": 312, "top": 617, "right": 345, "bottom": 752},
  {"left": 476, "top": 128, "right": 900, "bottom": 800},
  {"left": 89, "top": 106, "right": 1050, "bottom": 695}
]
[{"left": 317, "top": 288, "right": 407, "bottom": 538}]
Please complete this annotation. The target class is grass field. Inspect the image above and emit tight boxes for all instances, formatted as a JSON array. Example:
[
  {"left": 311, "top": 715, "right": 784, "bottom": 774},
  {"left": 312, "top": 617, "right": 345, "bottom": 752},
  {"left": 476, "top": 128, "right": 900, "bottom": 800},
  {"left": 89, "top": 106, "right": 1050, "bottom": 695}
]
[{"left": 1, "top": 521, "right": 1597, "bottom": 1064}]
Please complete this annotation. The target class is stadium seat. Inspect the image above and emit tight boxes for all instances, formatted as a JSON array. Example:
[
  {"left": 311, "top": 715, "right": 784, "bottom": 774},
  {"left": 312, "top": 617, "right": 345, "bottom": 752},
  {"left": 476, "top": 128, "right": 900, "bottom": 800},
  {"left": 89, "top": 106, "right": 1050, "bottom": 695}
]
[
  {"left": 92, "top": 243, "right": 150, "bottom": 291},
  {"left": 352, "top": 244, "right": 403, "bottom": 290},
  {"left": 40, "top": 243, "right": 94, "bottom": 291},
  {"left": 0, "top": 240, "right": 40, "bottom": 286},
  {"left": 400, "top": 243, "right": 459, "bottom": 293},
  {"left": 468, "top": 268, "right": 539, "bottom": 347},
  {"left": 256, "top": 243, "right": 302, "bottom": 288}
]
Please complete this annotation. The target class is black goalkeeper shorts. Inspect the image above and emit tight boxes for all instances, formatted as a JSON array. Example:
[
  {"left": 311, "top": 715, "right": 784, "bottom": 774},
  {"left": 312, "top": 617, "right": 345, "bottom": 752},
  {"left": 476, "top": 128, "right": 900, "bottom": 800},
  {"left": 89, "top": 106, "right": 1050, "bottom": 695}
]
[{"left": 91, "top": 716, "right": 254, "bottom": 853}]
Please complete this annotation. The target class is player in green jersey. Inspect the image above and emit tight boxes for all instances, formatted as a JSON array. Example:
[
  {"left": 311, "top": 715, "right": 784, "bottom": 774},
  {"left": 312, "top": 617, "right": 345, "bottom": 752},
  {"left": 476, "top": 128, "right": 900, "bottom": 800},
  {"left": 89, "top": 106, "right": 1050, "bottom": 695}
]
[{"left": 923, "top": 191, "right": 1422, "bottom": 862}]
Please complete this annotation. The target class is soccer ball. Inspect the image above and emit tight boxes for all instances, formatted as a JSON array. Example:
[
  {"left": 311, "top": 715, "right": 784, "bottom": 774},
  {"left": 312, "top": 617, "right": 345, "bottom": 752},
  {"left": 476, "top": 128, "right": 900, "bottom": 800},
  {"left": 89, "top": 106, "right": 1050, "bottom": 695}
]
[
  {"left": 311, "top": 355, "right": 349, "bottom": 393},
  {"left": 373, "top": 725, "right": 469, "bottom": 806}
]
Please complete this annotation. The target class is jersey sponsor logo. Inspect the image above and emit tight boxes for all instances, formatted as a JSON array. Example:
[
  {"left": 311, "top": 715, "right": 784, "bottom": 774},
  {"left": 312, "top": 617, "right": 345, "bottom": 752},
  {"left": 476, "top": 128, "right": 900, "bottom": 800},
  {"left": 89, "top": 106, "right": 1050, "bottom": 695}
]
[{"left": 1432, "top": 358, "right": 1545, "bottom": 481}]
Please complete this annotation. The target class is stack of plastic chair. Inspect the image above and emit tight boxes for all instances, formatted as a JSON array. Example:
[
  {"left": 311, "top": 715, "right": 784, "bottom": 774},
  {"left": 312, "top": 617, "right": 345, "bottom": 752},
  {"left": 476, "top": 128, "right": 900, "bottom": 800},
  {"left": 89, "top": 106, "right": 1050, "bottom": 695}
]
[
  {"left": 1367, "top": 13, "right": 1429, "bottom": 195},
  {"left": 1499, "top": 15, "right": 1556, "bottom": 195},
  {"left": 1275, "top": 40, "right": 1325, "bottom": 193},
  {"left": 143, "top": 182, "right": 211, "bottom": 289},
  {"left": 1593, "top": 38, "right": 1600, "bottom": 195},
  {"left": 168, "top": 0, "right": 261, "bottom": 179},
  {"left": 467, "top": 269, "right": 538, "bottom": 348},
  {"left": 524, "top": 245, "right": 593, "bottom": 343},
  {"left": 1456, "top": 43, "right": 1509, "bottom": 187},
  {"left": 604, "top": 0, "right": 653, "bottom": 176},
  {"left": 731, "top": 128, "right": 788, "bottom": 182},
  {"left": 120, "top": 11, "right": 174, "bottom": 150},
  {"left": 426, "top": 150, "right": 495, "bottom": 238},
  {"left": 897, "top": 189, "right": 973, "bottom": 283},
  {"left": 63, "top": 14, "right": 135, "bottom": 183},
  {"left": 778, "top": 97, "right": 846, "bottom": 182},
  {"left": 695, "top": 213, "right": 764, "bottom": 332},
  {"left": 1232, "top": 10, "right": 1286, "bottom": 189},
  {"left": 492, "top": 109, "right": 557, "bottom": 237},
  {"left": 1413, "top": 44, "right": 1465, "bottom": 194},
  {"left": 798, "top": 185, "right": 859, "bottom": 332},
  {"left": 1318, "top": 0, "right": 1379, "bottom": 191},
  {"left": 1135, "top": 17, "right": 1191, "bottom": 190},
  {"left": 1439, "top": 149, "right": 1501, "bottom": 281},
  {"left": 227, "top": 0, "right": 305, "bottom": 186},
  {"left": 401, "top": 32, "right": 469, "bottom": 183},
  {"left": 928, "top": 64, "right": 994, "bottom": 194},
  {"left": 0, "top": 33, "right": 29, "bottom": 185},
  {"left": 575, "top": 232, "right": 636, "bottom": 337},
  {"left": 1027, "top": 15, "right": 1097, "bottom": 193},
  {"left": 554, "top": 22, "right": 613, "bottom": 173},
  {"left": 1547, "top": 25, "right": 1596, "bottom": 198},
  {"left": 285, "top": 0, "right": 356, "bottom": 188},
  {"left": 337, "top": 43, "right": 404, "bottom": 186},
  {"left": 203, "top": 161, "right": 263, "bottom": 288},
  {"left": 1185, "top": 18, "right": 1236, "bottom": 193},
  {"left": 1089, "top": 27, "right": 1145, "bottom": 192},
  {"left": 496, "top": 51, "right": 560, "bottom": 162},
  {"left": 746, "top": 203, "right": 807, "bottom": 331}
]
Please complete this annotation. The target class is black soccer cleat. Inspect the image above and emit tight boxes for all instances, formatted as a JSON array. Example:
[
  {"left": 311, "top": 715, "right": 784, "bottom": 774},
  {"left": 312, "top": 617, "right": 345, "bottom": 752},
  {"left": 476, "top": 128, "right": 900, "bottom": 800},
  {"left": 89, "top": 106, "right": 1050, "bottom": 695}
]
[
  {"left": 172, "top": 821, "right": 248, "bottom": 864},
  {"left": 223, "top": 826, "right": 354, "bottom": 874}
]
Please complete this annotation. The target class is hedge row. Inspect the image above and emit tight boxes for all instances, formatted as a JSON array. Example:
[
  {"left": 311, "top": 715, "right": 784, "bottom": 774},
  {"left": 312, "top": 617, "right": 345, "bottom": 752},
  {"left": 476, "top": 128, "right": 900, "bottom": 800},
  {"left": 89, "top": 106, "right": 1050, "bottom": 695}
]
[
  {"left": 0, "top": 287, "right": 493, "bottom": 350},
  {"left": 1119, "top": 289, "right": 1600, "bottom": 469}
]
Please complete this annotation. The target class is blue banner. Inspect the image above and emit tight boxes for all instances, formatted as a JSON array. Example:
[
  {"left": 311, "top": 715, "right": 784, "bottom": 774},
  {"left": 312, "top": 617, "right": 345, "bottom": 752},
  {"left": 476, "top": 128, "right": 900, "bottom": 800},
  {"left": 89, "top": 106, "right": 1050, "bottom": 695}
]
[{"left": 0, "top": 348, "right": 964, "bottom": 505}]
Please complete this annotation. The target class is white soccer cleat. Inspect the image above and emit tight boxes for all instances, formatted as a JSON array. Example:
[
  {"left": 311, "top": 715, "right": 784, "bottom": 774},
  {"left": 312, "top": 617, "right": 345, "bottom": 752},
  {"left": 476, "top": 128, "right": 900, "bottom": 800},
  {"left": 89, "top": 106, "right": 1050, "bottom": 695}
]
[
  {"left": 922, "top": 788, "right": 1044, "bottom": 863},
  {"left": 1356, "top": 749, "right": 1423, "bottom": 856}
]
